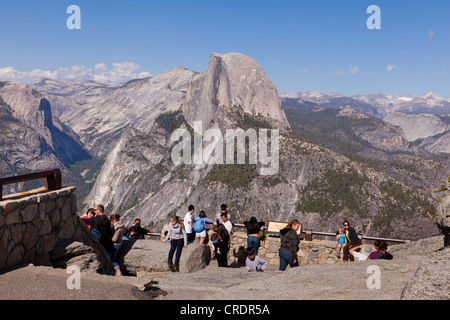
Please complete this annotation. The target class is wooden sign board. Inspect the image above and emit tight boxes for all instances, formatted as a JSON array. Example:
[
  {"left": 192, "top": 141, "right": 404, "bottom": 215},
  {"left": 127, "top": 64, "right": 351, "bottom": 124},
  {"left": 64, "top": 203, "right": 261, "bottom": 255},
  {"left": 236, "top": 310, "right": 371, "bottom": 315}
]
[{"left": 267, "top": 220, "right": 302, "bottom": 235}]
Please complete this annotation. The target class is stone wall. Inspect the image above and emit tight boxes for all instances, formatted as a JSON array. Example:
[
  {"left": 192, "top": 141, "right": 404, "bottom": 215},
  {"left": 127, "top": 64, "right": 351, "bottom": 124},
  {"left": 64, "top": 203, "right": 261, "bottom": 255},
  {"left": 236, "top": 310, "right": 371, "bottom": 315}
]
[
  {"left": 227, "top": 232, "right": 340, "bottom": 266},
  {"left": 0, "top": 187, "right": 112, "bottom": 274}
]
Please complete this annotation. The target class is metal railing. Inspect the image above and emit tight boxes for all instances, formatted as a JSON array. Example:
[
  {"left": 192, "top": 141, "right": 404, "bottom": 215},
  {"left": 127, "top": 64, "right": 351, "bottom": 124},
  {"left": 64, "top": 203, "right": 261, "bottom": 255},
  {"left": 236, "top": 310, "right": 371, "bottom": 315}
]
[
  {"left": 148, "top": 220, "right": 411, "bottom": 244},
  {"left": 302, "top": 229, "right": 410, "bottom": 244},
  {"left": 0, "top": 169, "right": 62, "bottom": 201}
]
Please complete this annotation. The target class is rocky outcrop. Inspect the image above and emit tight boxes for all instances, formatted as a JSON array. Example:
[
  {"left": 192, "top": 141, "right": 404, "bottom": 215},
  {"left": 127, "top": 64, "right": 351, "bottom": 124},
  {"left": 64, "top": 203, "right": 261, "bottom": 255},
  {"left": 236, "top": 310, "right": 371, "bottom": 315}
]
[
  {"left": 153, "top": 236, "right": 449, "bottom": 300},
  {"left": 119, "top": 240, "right": 211, "bottom": 275},
  {"left": 400, "top": 247, "right": 450, "bottom": 300},
  {"left": 436, "top": 194, "right": 450, "bottom": 247}
]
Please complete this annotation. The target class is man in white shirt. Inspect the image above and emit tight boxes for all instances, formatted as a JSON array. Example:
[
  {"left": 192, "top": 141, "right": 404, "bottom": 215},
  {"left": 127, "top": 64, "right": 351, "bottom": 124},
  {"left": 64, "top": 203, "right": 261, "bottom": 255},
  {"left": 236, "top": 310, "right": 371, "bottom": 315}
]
[
  {"left": 184, "top": 205, "right": 195, "bottom": 244},
  {"left": 215, "top": 204, "right": 231, "bottom": 225},
  {"left": 221, "top": 212, "right": 233, "bottom": 236}
]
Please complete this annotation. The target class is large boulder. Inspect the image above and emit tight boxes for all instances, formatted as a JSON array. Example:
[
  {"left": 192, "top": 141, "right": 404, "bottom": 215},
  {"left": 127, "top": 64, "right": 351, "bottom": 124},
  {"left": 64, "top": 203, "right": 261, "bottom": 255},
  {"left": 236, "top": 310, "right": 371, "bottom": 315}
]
[
  {"left": 119, "top": 239, "right": 211, "bottom": 275},
  {"left": 400, "top": 246, "right": 450, "bottom": 300},
  {"left": 50, "top": 239, "right": 114, "bottom": 274},
  {"left": 436, "top": 194, "right": 450, "bottom": 247}
]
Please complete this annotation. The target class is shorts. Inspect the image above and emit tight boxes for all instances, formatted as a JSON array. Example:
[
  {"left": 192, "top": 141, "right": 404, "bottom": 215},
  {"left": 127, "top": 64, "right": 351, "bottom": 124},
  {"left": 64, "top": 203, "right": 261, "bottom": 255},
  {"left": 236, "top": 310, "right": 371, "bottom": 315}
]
[{"left": 195, "top": 230, "right": 207, "bottom": 238}]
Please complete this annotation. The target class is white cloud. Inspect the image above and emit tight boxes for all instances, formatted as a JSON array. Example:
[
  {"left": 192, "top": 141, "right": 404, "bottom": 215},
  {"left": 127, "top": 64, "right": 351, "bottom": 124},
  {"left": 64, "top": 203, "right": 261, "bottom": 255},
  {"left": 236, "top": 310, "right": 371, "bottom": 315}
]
[
  {"left": 384, "top": 64, "right": 397, "bottom": 72},
  {"left": 94, "top": 63, "right": 108, "bottom": 72},
  {"left": 0, "top": 62, "right": 152, "bottom": 83},
  {"left": 0, "top": 67, "right": 58, "bottom": 80},
  {"left": 93, "top": 62, "right": 152, "bottom": 83},
  {"left": 348, "top": 65, "right": 359, "bottom": 74}
]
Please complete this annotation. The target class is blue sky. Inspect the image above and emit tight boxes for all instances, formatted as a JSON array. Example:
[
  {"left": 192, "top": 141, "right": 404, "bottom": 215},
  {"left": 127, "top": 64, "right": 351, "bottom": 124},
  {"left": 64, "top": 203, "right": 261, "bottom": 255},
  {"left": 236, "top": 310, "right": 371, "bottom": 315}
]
[{"left": 0, "top": 0, "right": 449, "bottom": 97}]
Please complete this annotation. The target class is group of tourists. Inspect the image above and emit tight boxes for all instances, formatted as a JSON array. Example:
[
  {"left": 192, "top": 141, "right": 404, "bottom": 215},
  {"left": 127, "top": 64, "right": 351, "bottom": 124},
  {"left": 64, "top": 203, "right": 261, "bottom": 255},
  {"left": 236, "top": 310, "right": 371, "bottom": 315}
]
[
  {"left": 161, "top": 204, "right": 233, "bottom": 271},
  {"left": 81, "top": 204, "right": 393, "bottom": 276},
  {"left": 161, "top": 204, "right": 305, "bottom": 272},
  {"left": 81, "top": 204, "right": 151, "bottom": 276},
  {"left": 336, "top": 220, "right": 393, "bottom": 261}
]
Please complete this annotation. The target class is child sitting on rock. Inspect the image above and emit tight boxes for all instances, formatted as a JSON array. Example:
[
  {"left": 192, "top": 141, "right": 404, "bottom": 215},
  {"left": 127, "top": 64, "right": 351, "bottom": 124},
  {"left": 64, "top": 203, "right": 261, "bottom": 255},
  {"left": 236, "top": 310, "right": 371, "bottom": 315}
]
[
  {"left": 210, "top": 224, "right": 222, "bottom": 258},
  {"left": 245, "top": 248, "right": 267, "bottom": 272}
]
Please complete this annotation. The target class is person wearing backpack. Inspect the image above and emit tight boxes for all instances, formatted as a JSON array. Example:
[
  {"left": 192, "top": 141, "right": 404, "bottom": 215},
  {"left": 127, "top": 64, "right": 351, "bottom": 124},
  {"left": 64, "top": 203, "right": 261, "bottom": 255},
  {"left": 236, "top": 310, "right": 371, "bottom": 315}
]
[
  {"left": 244, "top": 217, "right": 265, "bottom": 256},
  {"left": 82, "top": 204, "right": 113, "bottom": 252},
  {"left": 194, "top": 211, "right": 213, "bottom": 244}
]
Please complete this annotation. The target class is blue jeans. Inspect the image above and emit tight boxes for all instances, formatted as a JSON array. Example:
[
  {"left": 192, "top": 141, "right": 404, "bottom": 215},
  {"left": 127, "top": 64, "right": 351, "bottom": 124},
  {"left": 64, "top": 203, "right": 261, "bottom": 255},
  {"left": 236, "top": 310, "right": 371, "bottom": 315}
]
[
  {"left": 247, "top": 235, "right": 260, "bottom": 256},
  {"left": 279, "top": 248, "right": 297, "bottom": 271},
  {"left": 168, "top": 238, "right": 185, "bottom": 264},
  {"left": 110, "top": 244, "right": 121, "bottom": 270}
]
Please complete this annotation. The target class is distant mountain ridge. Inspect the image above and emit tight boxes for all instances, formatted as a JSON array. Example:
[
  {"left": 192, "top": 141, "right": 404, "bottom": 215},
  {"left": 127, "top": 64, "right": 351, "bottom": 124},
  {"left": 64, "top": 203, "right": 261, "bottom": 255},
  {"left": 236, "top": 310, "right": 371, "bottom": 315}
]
[
  {"left": 281, "top": 91, "right": 450, "bottom": 157},
  {"left": 280, "top": 91, "right": 450, "bottom": 118}
]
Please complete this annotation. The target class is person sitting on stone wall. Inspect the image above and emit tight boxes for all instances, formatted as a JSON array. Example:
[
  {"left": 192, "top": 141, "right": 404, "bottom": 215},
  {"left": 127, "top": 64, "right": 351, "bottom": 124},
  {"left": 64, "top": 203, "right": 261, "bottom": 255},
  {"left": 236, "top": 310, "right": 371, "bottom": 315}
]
[{"left": 342, "top": 220, "right": 362, "bottom": 262}]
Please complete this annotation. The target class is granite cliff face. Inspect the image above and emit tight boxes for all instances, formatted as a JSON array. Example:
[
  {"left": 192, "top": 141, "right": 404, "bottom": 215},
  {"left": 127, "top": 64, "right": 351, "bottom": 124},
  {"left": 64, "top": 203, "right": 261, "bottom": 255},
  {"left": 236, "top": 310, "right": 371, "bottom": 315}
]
[
  {"left": 183, "top": 53, "right": 290, "bottom": 131},
  {"left": 383, "top": 112, "right": 449, "bottom": 142},
  {"left": 35, "top": 67, "right": 201, "bottom": 156},
  {"left": 0, "top": 82, "right": 90, "bottom": 188}
]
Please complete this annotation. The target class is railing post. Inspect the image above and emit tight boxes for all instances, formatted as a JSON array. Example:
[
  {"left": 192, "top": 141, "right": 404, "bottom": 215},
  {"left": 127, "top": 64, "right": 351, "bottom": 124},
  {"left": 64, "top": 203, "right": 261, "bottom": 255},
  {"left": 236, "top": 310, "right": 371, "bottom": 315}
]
[
  {"left": 45, "top": 169, "right": 62, "bottom": 190},
  {"left": 304, "top": 229, "right": 313, "bottom": 241}
]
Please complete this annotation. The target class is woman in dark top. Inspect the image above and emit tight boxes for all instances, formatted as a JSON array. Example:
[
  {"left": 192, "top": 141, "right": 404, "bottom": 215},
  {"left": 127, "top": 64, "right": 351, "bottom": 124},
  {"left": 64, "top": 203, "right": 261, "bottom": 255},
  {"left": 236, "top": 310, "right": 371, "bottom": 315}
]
[
  {"left": 244, "top": 217, "right": 265, "bottom": 256},
  {"left": 342, "top": 220, "right": 362, "bottom": 262},
  {"left": 279, "top": 219, "right": 301, "bottom": 271},
  {"left": 216, "top": 224, "right": 230, "bottom": 267}
]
